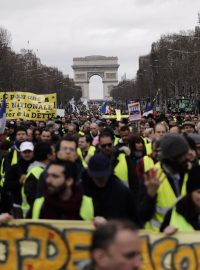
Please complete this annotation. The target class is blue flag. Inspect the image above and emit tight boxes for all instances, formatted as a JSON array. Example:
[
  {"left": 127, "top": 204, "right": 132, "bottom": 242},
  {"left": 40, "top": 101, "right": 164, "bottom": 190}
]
[
  {"left": 101, "top": 102, "right": 106, "bottom": 113},
  {"left": 0, "top": 95, "right": 6, "bottom": 133},
  {"left": 143, "top": 102, "right": 153, "bottom": 117}
]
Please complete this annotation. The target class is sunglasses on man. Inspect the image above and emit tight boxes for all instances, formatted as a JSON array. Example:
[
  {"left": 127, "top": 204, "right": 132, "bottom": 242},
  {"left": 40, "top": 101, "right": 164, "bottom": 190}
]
[{"left": 100, "top": 143, "right": 113, "bottom": 148}]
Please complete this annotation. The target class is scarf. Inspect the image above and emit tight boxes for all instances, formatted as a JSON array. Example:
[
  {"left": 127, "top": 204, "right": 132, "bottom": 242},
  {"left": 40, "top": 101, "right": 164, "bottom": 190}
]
[{"left": 42, "top": 188, "right": 83, "bottom": 220}]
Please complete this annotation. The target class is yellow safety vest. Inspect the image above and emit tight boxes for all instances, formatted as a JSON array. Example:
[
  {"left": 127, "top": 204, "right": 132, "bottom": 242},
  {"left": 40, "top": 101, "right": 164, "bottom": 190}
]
[
  {"left": 0, "top": 157, "right": 5, "bottom": 187},
  {"left": 145, "top": 162, "right": 188, "bottom": 232},
  {"left": 145, "top": 143, "right": 152, "bottom": 156},
  {"left": 114, "top": 136, "right": 119, "bottom": 146},
  {"left": 32, "top": 195, "right": 94, "bottom": 221},
  {"left": 11, "top": 149, "right": 18, "bottom": 166},
  {"left": 141, "top": 137, "right": 152, "bottom": 156},
  {"left": 142, "top": 137, "right": 148, "bottom": 145},
  {"left": 61, "top": 127, "right": 66, "bottom": 135},
  {"left": 114, "top": 153, "right": 128, "bottom": 184},
  {"left": 143, "top": 155, "right": 154, "bottom": 172},
  {"left": 21, "top": 166, "right": 44, "bottom": 217},
  {"left": 77, "top": 146, "right": 96, "bottom": 168},
  {"left": 169, "top": 207, "right": 194, "bottom": 232}
]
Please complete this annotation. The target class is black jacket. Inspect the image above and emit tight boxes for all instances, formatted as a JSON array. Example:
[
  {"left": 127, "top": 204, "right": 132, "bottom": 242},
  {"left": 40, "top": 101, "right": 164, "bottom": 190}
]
[
  {"left": 4, "top": 157, "right": 33, "bottom": 206},
  {"left": 96, "top": 148, "right": 137, "bottom": 192},
  {"left": 81, "top": 171, "right": 141, "bottom": 226}
]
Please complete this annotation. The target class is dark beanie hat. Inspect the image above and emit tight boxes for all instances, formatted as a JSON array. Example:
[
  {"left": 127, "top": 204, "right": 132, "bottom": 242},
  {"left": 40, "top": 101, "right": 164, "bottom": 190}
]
[
  {"left": 187, "top": 167, "right": 200, "bottom": 193},
  {"left": 188, "top": 134, "right": 200, "bottom": 145},
  {"left": 160, "top": 134, "right": 189, "bottom": 160}
]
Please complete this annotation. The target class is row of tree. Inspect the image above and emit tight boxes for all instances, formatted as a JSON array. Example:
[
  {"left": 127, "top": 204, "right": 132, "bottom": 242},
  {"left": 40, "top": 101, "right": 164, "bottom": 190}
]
[
  {"left": 0, "top": 27, "right": 81, "bottom": 107},
  {"left": 111, "top": 15, "right": 200, "bottom": 106}
]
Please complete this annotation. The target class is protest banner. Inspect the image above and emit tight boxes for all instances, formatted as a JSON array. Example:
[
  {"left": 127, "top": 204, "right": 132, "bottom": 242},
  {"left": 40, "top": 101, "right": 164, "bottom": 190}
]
[
  {"left": 128, "top": 101, "right": 142, "bottom": 122},
  {"left": 0, "top": 92, "right": 57, "bottom": 121},
  {"left": 0, "top": 220, "right": 200, "bottom": 270}
]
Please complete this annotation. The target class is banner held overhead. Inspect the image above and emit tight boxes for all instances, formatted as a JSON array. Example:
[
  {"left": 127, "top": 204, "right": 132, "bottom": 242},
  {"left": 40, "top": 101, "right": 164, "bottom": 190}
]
[{"left": 0, "top": 92, "right": 57, "bottom": 121}]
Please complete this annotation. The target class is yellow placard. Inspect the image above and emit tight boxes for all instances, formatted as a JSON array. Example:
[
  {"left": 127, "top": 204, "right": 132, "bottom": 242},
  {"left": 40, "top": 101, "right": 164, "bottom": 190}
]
[
  {"left": 1, "top": 220, "right": 200, "bottom": 270},
  {"left": 102, "top": 114, "right": 129, "bottom": 119},
  {"left": 0, "top": 92, "right": 57, "bottom": 121},
  {"left": 115, "top": 109, "right": 122, "bottom": 121}
]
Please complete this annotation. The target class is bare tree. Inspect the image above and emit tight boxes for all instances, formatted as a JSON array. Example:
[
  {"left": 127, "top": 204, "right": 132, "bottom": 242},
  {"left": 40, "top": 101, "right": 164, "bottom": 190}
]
[{"left": 0, "top": 27, "right": 81, "bottom": 107}]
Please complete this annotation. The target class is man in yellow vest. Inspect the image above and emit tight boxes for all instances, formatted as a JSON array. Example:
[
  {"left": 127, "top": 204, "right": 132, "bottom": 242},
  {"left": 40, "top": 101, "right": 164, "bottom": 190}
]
[
  {"left": 98, "top": 130, "right": 133, "bottom": 187},
  {"left": 136, "top": 139, "right": 161, "bottom": 182},
  {"left": 81, "top": 152, "right": 140, "bottom": 224},
  {"left": 139, "top": 134, "right": 191, "bottom": 231},
  {"left": 4, "top": 140, "right": 34, "bottom": 218},
  {"left": 6, "top": 121, "right": 16, "bottom": 143},
  {"left": 22, "top": 142, "right": 54, "bottom": 217},
  {"left": 36, "top": 135, "right": 83, "bottom": 199},
  {"left": 161, "top": 166, "right": 200, "bottom": 232},
  {"left": 32, "top": 159, "right": 94, "bottom": 220},
  {"left": 5, "top": 126, "right": 27, "bottom": 171},
  {"left": 0, "top": 140, "right": 12, "bottom": 214},
  {"left": 77, "top": 135, "right": 96, "bottom": 168}
]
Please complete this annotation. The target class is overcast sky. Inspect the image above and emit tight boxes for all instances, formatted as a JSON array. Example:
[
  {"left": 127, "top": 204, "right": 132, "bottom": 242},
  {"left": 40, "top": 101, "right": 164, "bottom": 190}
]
[{"left": 0, "top": 0, "right": 199, "bottom": 98}]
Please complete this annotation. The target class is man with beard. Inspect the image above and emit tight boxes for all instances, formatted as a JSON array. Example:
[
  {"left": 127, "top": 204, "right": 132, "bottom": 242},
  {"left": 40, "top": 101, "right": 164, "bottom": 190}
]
[
  {"left": 138, "top": 134, "right": 191, "bottom": 231},
  {"left": 32, "top": 159, "right": 93, "bottom": 220},
  {"left": 36, "top": 135, "right": 83, "bottom": 198}
]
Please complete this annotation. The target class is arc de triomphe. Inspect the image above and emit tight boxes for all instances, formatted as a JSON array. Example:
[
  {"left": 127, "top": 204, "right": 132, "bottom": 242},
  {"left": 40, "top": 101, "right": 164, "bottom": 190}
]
[{"left": 72, "top": 56, "right": 119, "bottom": 99}]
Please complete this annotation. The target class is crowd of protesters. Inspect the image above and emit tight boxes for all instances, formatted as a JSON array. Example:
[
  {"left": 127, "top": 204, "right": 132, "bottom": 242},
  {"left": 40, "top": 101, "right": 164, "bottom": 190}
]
[{"left": 0, "top": 111, "right": 200, "bottom": 235}]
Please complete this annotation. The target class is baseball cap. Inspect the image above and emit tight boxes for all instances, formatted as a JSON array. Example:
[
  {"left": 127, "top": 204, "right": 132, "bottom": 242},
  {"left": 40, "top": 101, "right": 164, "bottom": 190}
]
[
  {"left": 20, "top": 141, "right": 34, "bottom": 152},
  {"left": 88, "top": 152, "right": 112, "bottom": 178},
  {"left": 8, "top": 121, "right": 16, "bottom": 128}
]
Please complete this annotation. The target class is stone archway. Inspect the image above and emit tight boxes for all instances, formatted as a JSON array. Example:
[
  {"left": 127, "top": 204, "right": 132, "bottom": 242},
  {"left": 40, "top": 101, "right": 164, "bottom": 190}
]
[{"left": 72, "top": 55, "right": 119, "bottom": 99}]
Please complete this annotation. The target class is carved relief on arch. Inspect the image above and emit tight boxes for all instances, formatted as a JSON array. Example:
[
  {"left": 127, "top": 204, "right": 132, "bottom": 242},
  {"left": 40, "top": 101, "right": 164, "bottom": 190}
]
[
  {"left": 106, "top": 73, "right": 117, "bottom": 80},
  {"left": 75, "top": 73, "right": 86, "bottom": 81},
  {"left": 87, "top": 72, "right": 105, "bottom": 81}
]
